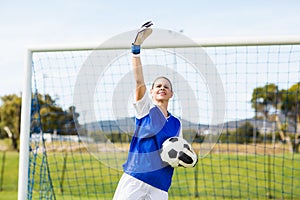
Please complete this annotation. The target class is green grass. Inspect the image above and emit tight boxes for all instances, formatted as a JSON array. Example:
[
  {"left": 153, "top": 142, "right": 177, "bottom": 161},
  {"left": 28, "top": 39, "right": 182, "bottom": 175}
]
[
  {"left": 171, "top": 154, "right": 300, "bottom": 199},
  {"left": 0, "top": 151, "right": 19, "bottom": 200},
  {"left": 1, "top": 150, "right": 300, "bottom": 199},
  {"left": 0, "top": 191, "right": 18, "bottom": 200}
]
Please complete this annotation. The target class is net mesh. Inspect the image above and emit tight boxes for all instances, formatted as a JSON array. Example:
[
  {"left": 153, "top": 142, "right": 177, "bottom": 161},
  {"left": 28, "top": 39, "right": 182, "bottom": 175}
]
[{"left": 27, "top": 44, "right": 300, "bottom": 199}]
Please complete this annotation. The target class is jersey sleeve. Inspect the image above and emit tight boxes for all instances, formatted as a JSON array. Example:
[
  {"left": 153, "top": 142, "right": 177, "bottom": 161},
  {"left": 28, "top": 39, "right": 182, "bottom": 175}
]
[{"left": 133, "top": 91, "right": 153, "bottom": 119}]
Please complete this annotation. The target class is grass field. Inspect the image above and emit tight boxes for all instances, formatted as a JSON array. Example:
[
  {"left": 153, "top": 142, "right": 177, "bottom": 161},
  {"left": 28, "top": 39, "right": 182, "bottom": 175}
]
[
  {"left": 0, "top": 151, "right": 18, "bottom": 200},
  {"left": 1, "top": 143, "right": 300, "bottom": 199}
]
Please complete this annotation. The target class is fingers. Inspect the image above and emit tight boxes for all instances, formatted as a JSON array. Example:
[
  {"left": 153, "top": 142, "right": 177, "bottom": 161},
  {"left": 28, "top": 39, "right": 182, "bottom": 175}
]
[
  {"left": 179, "top": 148, "right": 194, "bottom": 164},
  {"left": 178, "top": 148, "right": 198, "bottom": 168},
  {"left": 132, "top": 21, "right": 153, "bottom": 47},
  {"left": 141, "top": 21, "right": 153, "bottom": 28}
]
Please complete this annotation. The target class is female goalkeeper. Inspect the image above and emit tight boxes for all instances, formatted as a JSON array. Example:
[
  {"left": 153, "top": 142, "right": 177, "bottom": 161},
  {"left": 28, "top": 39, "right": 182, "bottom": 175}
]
[{"left": 113, "top": 21, "right": 197, "bottom": 200}]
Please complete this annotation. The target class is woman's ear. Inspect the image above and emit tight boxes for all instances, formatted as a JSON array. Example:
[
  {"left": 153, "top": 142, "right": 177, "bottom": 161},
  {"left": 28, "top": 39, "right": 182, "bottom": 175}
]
[{"left": 170, "top": 91, "right": 174, "bottom": 98}]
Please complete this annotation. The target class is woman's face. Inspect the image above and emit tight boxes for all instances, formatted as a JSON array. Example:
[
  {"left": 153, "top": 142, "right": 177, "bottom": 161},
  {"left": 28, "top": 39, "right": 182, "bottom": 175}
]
[{"left": 150, "top": 78, "right": 173, "bottom": 101}]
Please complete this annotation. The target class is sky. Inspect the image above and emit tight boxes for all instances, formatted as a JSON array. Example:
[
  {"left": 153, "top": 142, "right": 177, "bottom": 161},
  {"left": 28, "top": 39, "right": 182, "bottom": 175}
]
[{"left": 1, "top": 0, "right": 300, "bottom": 97}]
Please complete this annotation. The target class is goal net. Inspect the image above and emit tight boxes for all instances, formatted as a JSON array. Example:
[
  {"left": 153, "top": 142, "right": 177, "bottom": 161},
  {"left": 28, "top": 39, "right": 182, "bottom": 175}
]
[{"left": 19, "top": 30, "right": 300, "bottom": 199}]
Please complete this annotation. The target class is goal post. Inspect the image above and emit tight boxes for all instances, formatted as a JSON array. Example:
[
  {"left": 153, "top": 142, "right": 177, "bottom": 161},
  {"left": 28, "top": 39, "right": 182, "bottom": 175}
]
[
  {"left": 19, "top": 33, "right": 300, "bottom": 200},
  {"left": 18, "top": 50, "right": 32, "bottom": 200}
]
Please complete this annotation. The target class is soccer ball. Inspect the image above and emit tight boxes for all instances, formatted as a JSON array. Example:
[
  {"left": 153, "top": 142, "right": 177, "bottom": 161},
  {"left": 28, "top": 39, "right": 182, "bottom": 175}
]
[{"left": 160, "top": 137, "right": 192, "bottom": 168}]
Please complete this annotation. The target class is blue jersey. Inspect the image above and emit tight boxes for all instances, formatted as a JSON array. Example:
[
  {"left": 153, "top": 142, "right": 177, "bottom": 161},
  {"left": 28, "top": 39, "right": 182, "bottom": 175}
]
[{"left": 123, "top": 92, "right": 181, "bottom": 192}]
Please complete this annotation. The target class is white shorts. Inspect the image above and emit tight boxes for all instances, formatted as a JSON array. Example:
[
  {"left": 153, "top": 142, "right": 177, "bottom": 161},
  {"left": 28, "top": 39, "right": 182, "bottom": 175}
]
[{"left": 113, "top": 173, "right": 168, "bottom": 200}]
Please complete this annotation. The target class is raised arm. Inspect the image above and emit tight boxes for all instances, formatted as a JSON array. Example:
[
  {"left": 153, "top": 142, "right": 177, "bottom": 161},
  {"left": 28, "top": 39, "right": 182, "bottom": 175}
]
[
  {"left": 132, "top": 56, "right": 146, "bottom": 101},
  {"left": 131, "top": 21, "right": 153, "bottom": 101}
]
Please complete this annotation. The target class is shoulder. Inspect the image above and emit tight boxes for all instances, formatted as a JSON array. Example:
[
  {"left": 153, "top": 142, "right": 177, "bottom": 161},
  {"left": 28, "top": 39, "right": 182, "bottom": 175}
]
[
  {"left": 167, "top": 114, "right": 182, "bottom": 129},
  {"left": 169, "top": 114, "right": 182, "bottom": 135},
  {"left": 133, "top": 91, "right": 154, "bottom": 119},
  {"left": 168, "top": 113, "right": 181, "bottom": 123}
]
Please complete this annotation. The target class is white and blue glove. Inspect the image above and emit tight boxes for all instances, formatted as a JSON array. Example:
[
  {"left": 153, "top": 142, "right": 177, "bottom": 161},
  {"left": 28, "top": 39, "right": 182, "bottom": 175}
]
[{"left": 132, "top": 21, "right": 153, "bottom": 55}]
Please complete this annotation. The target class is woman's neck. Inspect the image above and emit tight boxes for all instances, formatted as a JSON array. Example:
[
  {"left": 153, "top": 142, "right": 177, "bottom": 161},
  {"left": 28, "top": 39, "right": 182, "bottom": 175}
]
[{"left": 154, "top": 101, "right": 169, "bottom": 117}]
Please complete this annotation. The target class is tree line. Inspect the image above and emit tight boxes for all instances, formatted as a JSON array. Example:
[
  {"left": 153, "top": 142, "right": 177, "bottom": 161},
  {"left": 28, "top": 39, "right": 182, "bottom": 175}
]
[
  {"left": 251, "top": 82, "right": 300, "bottom": 126},
  {"left": 1, "top": 82, "right": 300, "bottom": 152},
  {"left": 249, "top": 82, "right": 300, "bottom": 152},
  {"left": 215, "top": 82, "right": 300, "bottom": 152},
  {"left": 0, "top": 93, "right": 79, "bottom": 150}
]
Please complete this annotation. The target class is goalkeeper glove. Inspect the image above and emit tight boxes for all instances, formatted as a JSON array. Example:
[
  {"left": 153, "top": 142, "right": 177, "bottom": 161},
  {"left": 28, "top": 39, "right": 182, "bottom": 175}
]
[
  {"left": 132, "top": 21, "right": 153, "bottom": 54},
  {"left": 178, "top": 145, "right": 198, "bottom": 168}
]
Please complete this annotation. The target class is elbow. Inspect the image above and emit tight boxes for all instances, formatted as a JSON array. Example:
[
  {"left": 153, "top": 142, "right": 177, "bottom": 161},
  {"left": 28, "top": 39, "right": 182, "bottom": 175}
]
[{"left": 135, "top": 80, "right": 145, "bottom": 87}]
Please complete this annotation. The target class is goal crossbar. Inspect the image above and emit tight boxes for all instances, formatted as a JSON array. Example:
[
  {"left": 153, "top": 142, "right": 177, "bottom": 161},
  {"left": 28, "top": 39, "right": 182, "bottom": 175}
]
[{"left": 18, "top": 35, "right": 300, "bottom": 200}]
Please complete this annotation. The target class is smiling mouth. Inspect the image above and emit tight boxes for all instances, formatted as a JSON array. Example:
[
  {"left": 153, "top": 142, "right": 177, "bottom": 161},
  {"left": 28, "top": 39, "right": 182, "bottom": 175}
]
[{"left": 158, "top": 92, "right": 166, "bottom": 95}]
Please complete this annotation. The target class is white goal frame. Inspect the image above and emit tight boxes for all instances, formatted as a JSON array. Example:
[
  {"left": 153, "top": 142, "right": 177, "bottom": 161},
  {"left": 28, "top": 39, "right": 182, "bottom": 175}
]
[{"left": 18, "top": 35, "right": 300, "bottom": 200}]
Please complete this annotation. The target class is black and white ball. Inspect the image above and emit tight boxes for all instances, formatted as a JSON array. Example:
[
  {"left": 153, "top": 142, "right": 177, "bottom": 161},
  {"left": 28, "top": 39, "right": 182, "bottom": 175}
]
[{"left": 160, "top": 136, "right": 192, "bottom": 168}]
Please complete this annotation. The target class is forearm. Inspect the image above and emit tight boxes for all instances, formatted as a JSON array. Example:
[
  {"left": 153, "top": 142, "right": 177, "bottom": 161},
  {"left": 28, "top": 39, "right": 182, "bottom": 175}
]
[{"left": 132, "top": 56, "right": 146, "bottom": 101}]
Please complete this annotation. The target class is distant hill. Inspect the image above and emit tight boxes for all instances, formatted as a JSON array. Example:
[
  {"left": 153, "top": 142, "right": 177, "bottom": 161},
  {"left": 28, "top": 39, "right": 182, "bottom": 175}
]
[
  {"left": 82, "top": 114, "right": 297, "bottom": 135},
  {"left": 83, "top": 117, "right": 208, "bottom": 133}
]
